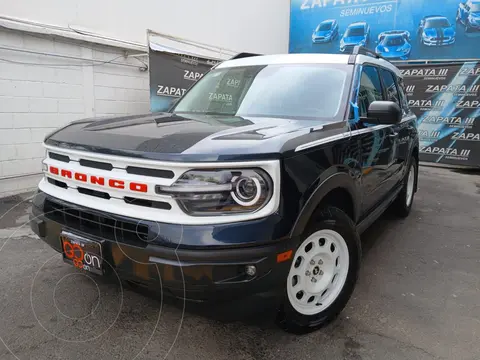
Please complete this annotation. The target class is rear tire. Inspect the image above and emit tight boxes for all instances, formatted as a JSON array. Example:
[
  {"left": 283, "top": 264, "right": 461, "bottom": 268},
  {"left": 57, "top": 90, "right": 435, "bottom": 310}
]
[
  {"left": 276, "top": 207, "right": 361, "bottom": 334},
  {"left": 392, "top": 158, "right": 417, "bottom": 218}
]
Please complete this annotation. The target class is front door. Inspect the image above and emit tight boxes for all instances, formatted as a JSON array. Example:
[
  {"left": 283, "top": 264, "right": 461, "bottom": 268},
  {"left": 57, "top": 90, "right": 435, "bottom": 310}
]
[{"left": 354, "top": 65, "right": 398, "bottom": 214}]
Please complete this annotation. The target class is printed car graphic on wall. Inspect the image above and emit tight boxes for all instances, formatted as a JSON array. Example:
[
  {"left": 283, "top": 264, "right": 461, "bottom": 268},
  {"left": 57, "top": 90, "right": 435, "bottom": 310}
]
[
  {"left": 312, "top": 19, "right": 339, "bottom": 43},
  {"left": 457, "top": 0, "right": 480, "bottom": 32},
  {"left": 377, "top": 30, "right": 411, "bottom": 42},
  {"left": 340, "top": 22, "right": 370, "bottom": 53},
  {"left": 375, "top": 32, "right": 412, "bottom": 60},
  {"left": 417, "top": 15, "right": 456, "bottom": 46}
]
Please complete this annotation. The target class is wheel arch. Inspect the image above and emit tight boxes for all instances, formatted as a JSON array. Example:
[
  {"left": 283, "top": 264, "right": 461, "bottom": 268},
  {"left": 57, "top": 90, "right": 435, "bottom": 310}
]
[{"left": 290, "top": 172, "right": 360, "bottom": 238}]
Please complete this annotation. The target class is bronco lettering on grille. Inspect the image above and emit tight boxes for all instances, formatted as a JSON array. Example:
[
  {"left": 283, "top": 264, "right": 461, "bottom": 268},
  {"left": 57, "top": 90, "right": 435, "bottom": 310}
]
[{"left": 49, "top": 166, "right": 148, "bottom": 193}]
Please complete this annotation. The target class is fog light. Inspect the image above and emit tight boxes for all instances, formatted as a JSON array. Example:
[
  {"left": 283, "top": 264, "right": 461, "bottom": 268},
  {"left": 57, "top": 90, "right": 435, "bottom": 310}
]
[{"left": 245, "top": 265, "right": 256, "bottom": 277}]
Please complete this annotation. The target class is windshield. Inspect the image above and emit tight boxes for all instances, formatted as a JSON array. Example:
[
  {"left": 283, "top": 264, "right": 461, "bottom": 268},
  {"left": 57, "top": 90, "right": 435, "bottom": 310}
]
[
  {"left": 425, "top": 18, "right": 451, "bottom": 28},
  {"left": 345, "top": 26, "right": 365, "bottom": 37},
  {"left": 384, "top": 36, "right": 405, "bottom": 46},
  {"left": 317, "top": 22, "right": 332, "bottom": 31},
  {"left": 173, "top": 64, "right": 350, "bottom": 120}
]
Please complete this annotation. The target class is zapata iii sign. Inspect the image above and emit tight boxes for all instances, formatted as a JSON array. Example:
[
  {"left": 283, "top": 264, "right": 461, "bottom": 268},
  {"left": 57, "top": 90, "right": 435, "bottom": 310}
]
[
  {"left": 400, "top": 62, "right": 480, "bottom": 167},
  {"left": 290, "top": 0, "right": 480, "bottom": 61},
  {"left": 149, "top": 47, "right": 219, "bottom": 112}
]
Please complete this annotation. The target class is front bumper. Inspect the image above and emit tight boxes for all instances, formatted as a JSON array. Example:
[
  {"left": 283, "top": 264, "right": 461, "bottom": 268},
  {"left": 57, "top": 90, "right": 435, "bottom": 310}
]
[
  {"left": 312, "top": 37, "right": 330, "bottom": 43},
  {"left": 422, "top": 37, "right": 456, "bottom": 46},
  {"left": 379, "top": 52, "right": 411, "bottom": 60},
  {"left": 29, "top": 191, "right": 294, "bottom": 305}
]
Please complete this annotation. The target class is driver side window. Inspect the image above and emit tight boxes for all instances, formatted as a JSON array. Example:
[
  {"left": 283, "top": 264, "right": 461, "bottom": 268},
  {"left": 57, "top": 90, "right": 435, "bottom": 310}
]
[{"left": 358, "top": 66, "right": 383, "bottom": 118}]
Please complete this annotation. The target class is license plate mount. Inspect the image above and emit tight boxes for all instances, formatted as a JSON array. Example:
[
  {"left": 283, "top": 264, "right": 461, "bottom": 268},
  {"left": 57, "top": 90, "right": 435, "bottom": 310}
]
[{"left": 60, "top": 231, "right": 104, "bottom": 275}]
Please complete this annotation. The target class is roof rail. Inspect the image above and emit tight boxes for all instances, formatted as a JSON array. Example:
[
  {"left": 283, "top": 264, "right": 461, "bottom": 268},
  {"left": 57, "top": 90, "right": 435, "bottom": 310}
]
[
  {"left": 230, "top": 52, "right": 262, "bottom": 60},
  {"left": 348, "top": 46, "right": 386, "bottom": 64}
]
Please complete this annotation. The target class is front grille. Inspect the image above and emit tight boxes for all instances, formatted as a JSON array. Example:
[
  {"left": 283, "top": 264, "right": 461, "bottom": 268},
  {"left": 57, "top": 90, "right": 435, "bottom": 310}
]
[
  {"left": 124, "top": 197, "right": 172, "bottom": 210},
  {"left": 47, "top": 177, "right": 68, "bottom": 189},
  {"left": 44, "top": 198, "right": 149, "bottom": 247},
  {"left": 49, "top": 152, "right": 70, "bottom": 163},
  {"left": 126, "top": 166, "right": 174, "bottom": 179},
  {"left": 79, "top": 159, "right": 113, "bottom": 171},
  {"left": 77, "top": 187, "right": 111, "bottom": 199}
]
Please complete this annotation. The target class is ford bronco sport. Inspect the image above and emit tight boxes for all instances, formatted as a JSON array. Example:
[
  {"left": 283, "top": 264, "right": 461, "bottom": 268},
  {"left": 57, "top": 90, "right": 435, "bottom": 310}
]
[{"left": 30, "top": 47, "right": 419, "bottom": 333}]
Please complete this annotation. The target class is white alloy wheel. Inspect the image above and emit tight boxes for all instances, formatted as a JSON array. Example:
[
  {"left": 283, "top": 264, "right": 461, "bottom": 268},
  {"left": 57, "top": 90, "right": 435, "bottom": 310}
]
[
  {"left": 406, "top": 164, "right": 415, "bottom": 207},
  {"left": 287, "top": 229, "right": 349, "bottom": 316}
]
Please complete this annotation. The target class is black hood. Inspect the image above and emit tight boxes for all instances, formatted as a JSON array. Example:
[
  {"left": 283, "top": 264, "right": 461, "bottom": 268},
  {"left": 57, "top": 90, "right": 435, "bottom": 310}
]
[{"left": 45, "top": 112, "right": 346, "bottom": 161}]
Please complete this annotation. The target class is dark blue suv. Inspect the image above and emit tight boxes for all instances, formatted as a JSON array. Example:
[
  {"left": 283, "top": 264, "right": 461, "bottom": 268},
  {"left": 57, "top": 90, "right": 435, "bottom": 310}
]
[{"left": 30, "top": 49, "right": 419, "bottom": 333}]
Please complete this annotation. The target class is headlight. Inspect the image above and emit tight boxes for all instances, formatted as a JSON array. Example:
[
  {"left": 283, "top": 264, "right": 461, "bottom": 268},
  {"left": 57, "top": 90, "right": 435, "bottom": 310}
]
[
  {"left": 384, "top": 47, "right": 390, "bottom": 52},
  {"left": 42, "top": 149, "right": 48, "bottom": 172},
  {"left": 157, "top": 169, "right": 273, "bottom": 215}
]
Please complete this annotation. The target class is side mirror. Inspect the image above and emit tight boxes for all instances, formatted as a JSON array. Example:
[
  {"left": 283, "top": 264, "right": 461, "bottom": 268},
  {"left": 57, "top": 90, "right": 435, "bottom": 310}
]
[{"left": 365, "top": 101, "right": 401, "bottom": 125}]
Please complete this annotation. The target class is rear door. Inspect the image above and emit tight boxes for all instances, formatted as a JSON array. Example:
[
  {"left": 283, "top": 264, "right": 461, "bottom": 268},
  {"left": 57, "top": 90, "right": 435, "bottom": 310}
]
[
  {"left": 355, "top": 65, "right": 398, "bottom": 214},
  {"left": 378, "top": 68, "right": 404, "bottom": 183}
]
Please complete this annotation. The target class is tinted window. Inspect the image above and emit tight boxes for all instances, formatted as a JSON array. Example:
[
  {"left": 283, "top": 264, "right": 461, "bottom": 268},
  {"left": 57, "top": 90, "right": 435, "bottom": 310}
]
[
  {"left": 318, "top": 22, "right": 332, "bottom": 31},
  {"left": 425, "top": 18, "right": 451, "bottom": 28},
  {"left": 358, "top": 66, "right": 383, "bottom": 117},
  {"left": 396, "top": 78, "right": 410, "bottom": 113},
  {"left": 174, "top": 64, "right": 350, "bottom": 120},
  {"left": 379, "top": 68, "right": 400, "bottom": 106},
  {"left": 384, "top": 36, "right": 405, "bottom": 46},
  {"left": 346, "top": 26, "right": 365, "bottom": 37}
]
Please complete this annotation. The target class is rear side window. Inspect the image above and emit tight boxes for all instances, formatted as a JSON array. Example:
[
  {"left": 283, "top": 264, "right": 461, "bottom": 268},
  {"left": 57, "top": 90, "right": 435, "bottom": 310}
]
[
  {"left": 379, "top": 68, "right": 400, "bottom": 106},
  {"left": 358, "top": 66, "right": 383, "bottom": 117},
  {"left": 396, "top": 77, "right": 411, "bottom": 114}
]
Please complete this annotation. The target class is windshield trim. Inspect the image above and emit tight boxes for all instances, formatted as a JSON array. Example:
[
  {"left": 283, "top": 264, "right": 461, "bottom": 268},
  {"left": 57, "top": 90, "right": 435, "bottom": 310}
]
[{"left": 173, "top": 111, "right": 344, "bottom": 121}]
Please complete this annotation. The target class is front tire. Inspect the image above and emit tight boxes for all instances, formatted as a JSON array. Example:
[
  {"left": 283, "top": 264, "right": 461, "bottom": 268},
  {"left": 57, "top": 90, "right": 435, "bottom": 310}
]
[
  {"left": 277, "top": 207, "right": 361, "bottom": 334},
  {"left": 392, "top": 158, "right": 417, "bottom": 218}
]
